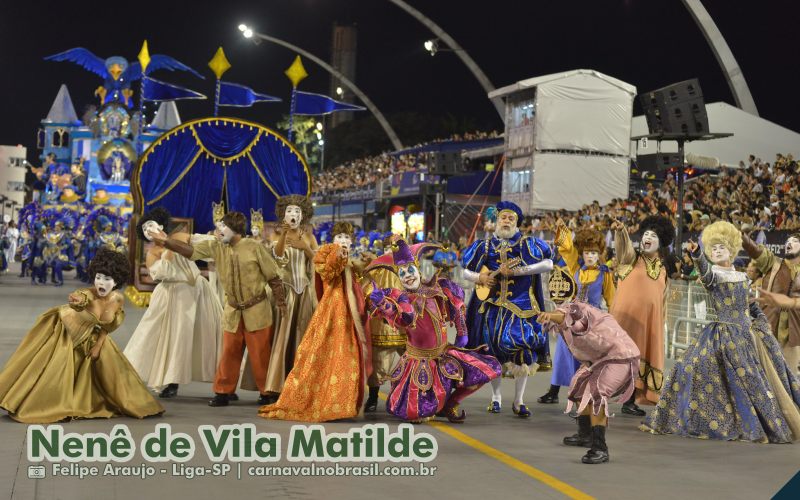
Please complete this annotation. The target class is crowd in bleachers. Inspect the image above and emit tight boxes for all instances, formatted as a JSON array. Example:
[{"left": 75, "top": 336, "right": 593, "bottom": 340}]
[
  {"left": 525, "top": 153, "right": 800, "bottom": 236},
  {"left": 313, "top": 130, "right": 500, "bottom": 194}
]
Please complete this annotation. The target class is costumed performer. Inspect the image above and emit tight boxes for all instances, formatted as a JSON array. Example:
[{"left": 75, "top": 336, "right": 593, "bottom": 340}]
[
  {"left": 123, "top": 207, "right": 224, "bottom": 398},
  {"left": 367, "top": 239, "right": 501, "bottom": 423},
  {"left": 461, "top": 201, "right": 553, "bottom": 417},
  {"left": 261, "top": 195, "right": 319, "bottom": 403},
  {"left": 742, "top": 231, "right": 800, "bottom": 374},
  {"left": 260, "top": 222, "right": 371, "bottom": 421},
  {"left": 149, "top": 211, "right": 286, "bottom": 407},
  {"left": 0, "top": 248, "right": 164, "bottom": 423},
  {"left": 609, "top": 216, "right": 673, "bottom": 415},
  {"left": 539, "top": 220, "right": 615, "bottom": 405},
  {"left": 642, "top": 223, "right": 800, "bottom": 442},
  {"left": 361, "top": 236, "right": 407, "bottom": 413},
  {"left": 538, "top": 302, "right": 638, "bottom": 464}
]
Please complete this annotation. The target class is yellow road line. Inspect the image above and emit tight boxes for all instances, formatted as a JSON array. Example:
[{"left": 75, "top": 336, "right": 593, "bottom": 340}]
[{"left": 378, "top": 392, "right": 593, "bottom": 499}]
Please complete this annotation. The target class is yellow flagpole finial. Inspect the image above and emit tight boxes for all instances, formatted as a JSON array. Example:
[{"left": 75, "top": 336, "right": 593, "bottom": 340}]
[
  {"left": 138, "top": 40, "right": 151, "bottom": 74},
  {"left": 208, "top": 47, "right": 231, "bottom": 80},
  {"left": 284, "top": 55, "right": 308, "bottom": 88}
]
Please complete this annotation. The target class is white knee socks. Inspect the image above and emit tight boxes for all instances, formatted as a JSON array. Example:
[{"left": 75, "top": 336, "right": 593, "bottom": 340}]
[
  {"left": 490, "top": 377, "right": 502, "bottom": 403},
  {"left": 514, "top": 375, "right": 528, "bottom": 406}
]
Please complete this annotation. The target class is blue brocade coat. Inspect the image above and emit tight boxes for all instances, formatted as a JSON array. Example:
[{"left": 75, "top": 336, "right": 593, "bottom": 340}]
[{"left": 461, "top": 232, "right": 552, "bottom": 368}]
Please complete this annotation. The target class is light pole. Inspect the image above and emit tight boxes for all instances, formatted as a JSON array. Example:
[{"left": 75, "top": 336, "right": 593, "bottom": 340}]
[
  {"left": 316, "top": 121, "right": 325, "bottom": 171},
  {"left": 239, "top": 25, "right": 404, "bottom": 151}
]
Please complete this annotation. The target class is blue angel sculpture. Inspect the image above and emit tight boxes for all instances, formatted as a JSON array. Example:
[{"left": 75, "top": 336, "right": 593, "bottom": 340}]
[{"left": 45, "top": 47, "right": 204, "bottom": 107}]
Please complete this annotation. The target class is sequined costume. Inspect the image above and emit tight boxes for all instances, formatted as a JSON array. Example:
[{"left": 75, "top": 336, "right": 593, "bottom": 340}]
[
  {"left": 643, "top": 249, "right": 800, "bottom": 442},
  {"left": 367, "top": 240, "right": 501, "bottom": 422},
  {"left": 260, "top": 244, "right": 371, "bottom": 422}
]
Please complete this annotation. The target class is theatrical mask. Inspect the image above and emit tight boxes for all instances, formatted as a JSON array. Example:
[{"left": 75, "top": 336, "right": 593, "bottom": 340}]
[
  {"left": 94, "top": 273, "right": 117, "bottom": 297},
  {"left": 398, "top": 263, "right": 421, "bottom": 291},
  {"left": 141, "top": 220, "right": 163, "bottom": 242},
  {"left": 583, "top": 250, "right": 600, "bottom": 267},
  {"left": 218, "top": 222, "right": 235, "bottom": 244},
  {"left": 333, "top": 233, "right": 353, "bottom": 254},
  {"left": 709, "top": 243, "right": 732, "bottom": 266},
  {"left": 495, "top": 211, "right": 518, "bottom": 240},
  {"left": 641, "top": 230, "right": 660, "bottom": 254},
  {"left": 284, "top": 205, "right": 303, "bottom": 230}
]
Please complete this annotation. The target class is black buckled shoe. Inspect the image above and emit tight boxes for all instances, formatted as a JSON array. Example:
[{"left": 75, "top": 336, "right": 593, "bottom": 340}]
[
  {"left": 581, "top": 426, "right": 610, "bottom": 464},
  {"left": 208, "top": 393, "right": 230, "bottom": 407},
  {"left": 258, "top": 393, "right": 279, "bottom": 405},
  {"left": 364, "top": 387, "right": 379, "bottom": 413},
  {"left": 563, "top": 415, "right": 592, "bottom": 447},
  {"left": 159, "top": 384, "right": 178, "bottom": 399},
  {"left": 622, "top": 402, "right": 646, "bottom": 417},
  {"left": 537, "top": 390, "right": 559, "bottom": 404}
]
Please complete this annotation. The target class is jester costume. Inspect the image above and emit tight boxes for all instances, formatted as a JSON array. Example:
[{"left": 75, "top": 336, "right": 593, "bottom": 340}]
[{"left": 367, "top": 240, "right": 501, "bottom": 423}]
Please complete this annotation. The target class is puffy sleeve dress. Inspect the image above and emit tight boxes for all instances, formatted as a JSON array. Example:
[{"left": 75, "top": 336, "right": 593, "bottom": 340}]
[{"left": 0, "top": 289, "right": 164, "bottom": 423}]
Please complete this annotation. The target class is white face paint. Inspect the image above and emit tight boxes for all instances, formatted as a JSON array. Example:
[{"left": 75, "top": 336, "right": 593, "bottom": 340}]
[
  {"left": 495, "top": 211, "right": 518, "bottom": 240},
  {"left": 785, "top": 236, "right": 800, "bottom": 258},
  {"left": 220, "top": 224, "right": 236, "bottom": 244},
  {"left": 141, "top": 220, "right": 163, "bottom": 242},
  {"left": 641, "top": 230, "right": 661, "bottom": 255},
  {"left": 251, "top": 226, "right": 261, "bottom": 238},
  {"left": 398, "top": 263, "right": 421, "bottom": 291},
  {"left": 333, "top": 233, "right": 352, "bottom": 253},
  {"left": 710, "top": 243, "right": 732, "bottom": 266},
  {"left": 583, "top": 251, "right": 600, "bottom": 267},
  {"left": 284, "top": 205, "right": 303, "bottom": 229},
  {"left": 94, "top": 273, "right": 116, "bottom": 297}
]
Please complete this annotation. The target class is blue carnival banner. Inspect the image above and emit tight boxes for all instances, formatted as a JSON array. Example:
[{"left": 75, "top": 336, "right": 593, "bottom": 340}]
[
  {"left": 293, "top": 91, "right": 365, "bottom": 115},
  {"left": 218, "top": 82, "right": 281, "bottom": 107},
  {"left": 142, "top": 77, "right": 206, "bottom": 102}
]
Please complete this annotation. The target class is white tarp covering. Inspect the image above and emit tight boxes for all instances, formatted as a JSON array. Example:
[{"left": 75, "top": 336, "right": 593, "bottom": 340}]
[
  {"left": 533, "top": 73, "right": 635, "bottom": 156},
  {"left": 632, "top": 102, "right": 800, "bottom": 167},
  {"left": 531, "top": 154, "right": 629, "bottom": 211}
]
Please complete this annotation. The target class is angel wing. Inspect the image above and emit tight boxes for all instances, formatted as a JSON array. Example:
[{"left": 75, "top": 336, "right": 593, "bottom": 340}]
[
  {"left": 124, "top": 54, "right": 204, "bottom": 81},
  {"left": 44, "top": 48, "right": 108, "bottom": 78}
]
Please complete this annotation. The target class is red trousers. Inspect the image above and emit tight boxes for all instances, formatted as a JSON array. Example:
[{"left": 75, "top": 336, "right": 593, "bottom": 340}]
[{"left": 213, "top": 320, "right": 273, "bottom": 395}]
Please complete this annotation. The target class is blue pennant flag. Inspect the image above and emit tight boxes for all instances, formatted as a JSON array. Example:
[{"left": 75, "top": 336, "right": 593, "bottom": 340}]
[
  {"left": 142, "top": 77, "right": 206, "bottom": 102},
  {"left": 294, "top": 91, "right": 365, "bottom": 115},
  {"left": 218, "top": 81, "right": 281, "bottom": 107}
]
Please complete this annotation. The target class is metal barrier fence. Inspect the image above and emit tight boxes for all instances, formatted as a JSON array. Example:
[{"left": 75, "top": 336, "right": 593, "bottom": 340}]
[{"left": 664, "top": 279, "right": 717, "bottom": 359}]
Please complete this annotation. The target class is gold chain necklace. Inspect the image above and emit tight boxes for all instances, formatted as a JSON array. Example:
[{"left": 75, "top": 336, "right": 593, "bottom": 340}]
[{"left": 641, "top": 254, "right": 663, "bottom": 280}]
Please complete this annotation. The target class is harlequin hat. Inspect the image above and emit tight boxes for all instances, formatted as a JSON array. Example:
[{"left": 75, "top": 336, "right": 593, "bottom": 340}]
[
  {"left": 496, "top": 201, "right": 523, "bottom": 222},
  {"left": 365, "top": 238, "right": 440, "bottom": 274}
]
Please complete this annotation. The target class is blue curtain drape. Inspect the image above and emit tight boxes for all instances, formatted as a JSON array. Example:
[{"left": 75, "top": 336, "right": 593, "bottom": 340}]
[
  {"left": 247, "top": 133, "right": 310, "bottom": 200},
  {"left": 137, "top": 119, "right": 309, "bottom": 233},
  {"left": 194, "top": 122, "right": 260, "bottom": 158}
]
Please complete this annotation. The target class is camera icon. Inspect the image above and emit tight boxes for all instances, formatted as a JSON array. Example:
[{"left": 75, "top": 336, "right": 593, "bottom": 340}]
[{"left": 28, "top": 465, "right": 46, "bottom": 479}]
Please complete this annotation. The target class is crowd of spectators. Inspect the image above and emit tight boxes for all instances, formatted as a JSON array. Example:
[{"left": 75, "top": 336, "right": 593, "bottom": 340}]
[
  {"left": 313, "top": 130, "right": 500, "bottom": 194},
  {"left": 525, "top": 153, "right": 800, "bottom": 237}
]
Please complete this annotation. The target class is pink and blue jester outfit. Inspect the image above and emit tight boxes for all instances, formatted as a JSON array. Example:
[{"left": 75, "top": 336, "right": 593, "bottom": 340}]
[{"left": 367, "top": 241, "right": 501, "bottom": 422}]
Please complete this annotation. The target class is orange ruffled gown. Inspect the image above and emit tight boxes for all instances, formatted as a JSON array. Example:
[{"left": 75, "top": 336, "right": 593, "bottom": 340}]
[{"left": 259, "top": 244, "right": 370, "bottom": 422}]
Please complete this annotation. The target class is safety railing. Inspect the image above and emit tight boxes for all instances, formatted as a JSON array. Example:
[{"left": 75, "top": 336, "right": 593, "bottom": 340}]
[{"left": 664, "top": 279, "right": 717, "bottom": 359}]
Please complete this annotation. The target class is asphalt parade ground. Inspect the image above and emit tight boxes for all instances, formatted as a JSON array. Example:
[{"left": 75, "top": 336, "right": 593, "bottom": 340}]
[{"left": 0, "top": 266, "right": 798, "bottom": 500}]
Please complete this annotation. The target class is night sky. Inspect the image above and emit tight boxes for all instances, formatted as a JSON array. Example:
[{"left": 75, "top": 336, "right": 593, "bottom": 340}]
[{"left": 1, "top": 0, "right": 797, "bottom": 162}]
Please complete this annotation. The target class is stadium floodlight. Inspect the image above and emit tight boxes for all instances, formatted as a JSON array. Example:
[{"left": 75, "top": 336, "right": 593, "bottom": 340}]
[
  {"left": 424, "top": 39, "right": 438, "bottom": 56},
  {"left": 243, "top": 28, "right": 254, "bottom": 39},
  {"left": 238, "top": 24, "right": 247, "bottom": 32},
  {"left": 316, "top": 122, "right": 323, "bottom": 131},
  {"left": 336, "top": 87, "right": 343, "bottom": 96}
]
